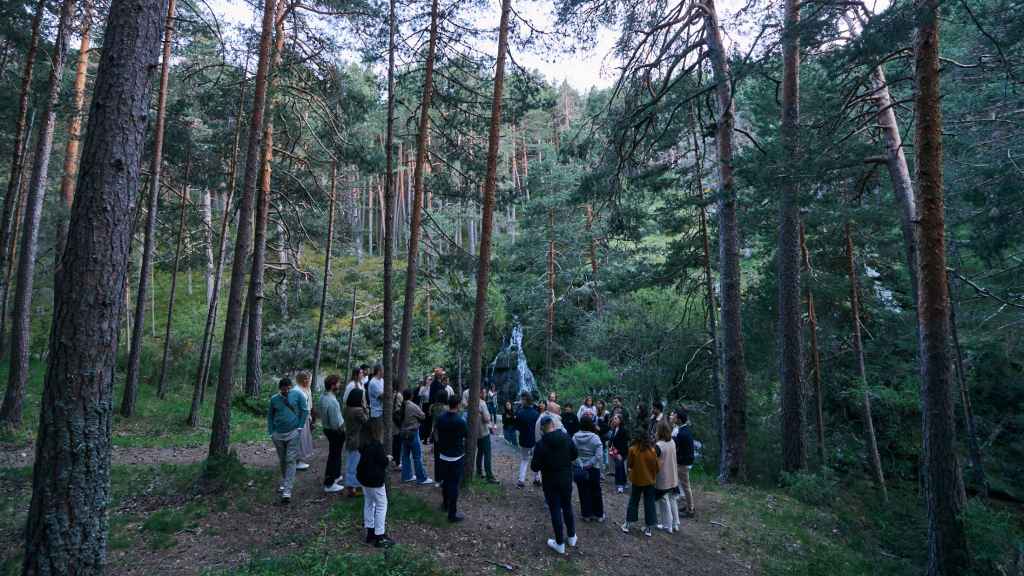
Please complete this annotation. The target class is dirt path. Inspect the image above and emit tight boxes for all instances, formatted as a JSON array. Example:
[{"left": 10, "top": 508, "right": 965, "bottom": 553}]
[
  {"left": 0, "top": 442, "right": 277, "bottom": 469},
  {"left": 94, "top": 437, "right": 755, "bottom": 576}
]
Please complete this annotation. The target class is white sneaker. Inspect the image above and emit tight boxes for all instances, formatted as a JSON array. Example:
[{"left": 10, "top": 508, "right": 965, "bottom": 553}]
[
  {"left": 417, "top": 477, "right": 434, "bottom": 485},
  {"left": 324, "top": 483, "right": 344, "bottom": 493},
  {"left": 673, "top": 523, "right": 681, "bottom": 532},
  {"left": 567, "top": 535, "right": 578, "bottom": 547},
  {"left": 620, "top": 522, "right": 630, "bottom": 534},
  {"left": 546, "top": 539, "right": 565, "bottom": 555},
  {"left": 296, "top": 462, "right": 310, "bottom": 470},
  {"left": 277, "top": 485, "right": 284, "bottom": 493},
  {"left": 643, "top": 527, "right": 652, "bottom": 537}
]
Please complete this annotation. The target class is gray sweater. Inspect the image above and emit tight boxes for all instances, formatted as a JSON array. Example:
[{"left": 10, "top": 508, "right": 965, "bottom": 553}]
[
  {"left": 319, "top": 391, "right": 343, "bottom": 431},
  {"left": 572, "top": 430, "right": 604, "bottom": 469}
]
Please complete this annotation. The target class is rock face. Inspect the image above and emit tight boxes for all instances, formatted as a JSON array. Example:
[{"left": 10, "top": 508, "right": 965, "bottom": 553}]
[{"left": 487, "top": 321, "right": 538, "bottom": 406}]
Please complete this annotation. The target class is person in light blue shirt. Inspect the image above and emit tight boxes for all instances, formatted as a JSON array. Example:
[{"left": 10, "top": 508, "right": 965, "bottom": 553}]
[
  {"left": 267, "top": 377, "right": 309, "bottom": 503},
  {"left": 367, "top": 364, "right": 385, "bottom": 440}
]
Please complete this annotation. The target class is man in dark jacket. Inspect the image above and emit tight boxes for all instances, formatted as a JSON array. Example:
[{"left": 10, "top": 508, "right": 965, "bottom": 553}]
[
  {"left": 434, "top": 394, "right": 468, "bottom": 522},
  {"left": 561, "top": 403, "right": 580, "bottom": 437},
  {"left": 531, "top": 415, "right": 579, "bottom": 554},
  {"left": 671, "top": 408, "right": 696, "bottom": 517},
  {"left": 514, "top": 392, "right": 541, "bottom": 487}
]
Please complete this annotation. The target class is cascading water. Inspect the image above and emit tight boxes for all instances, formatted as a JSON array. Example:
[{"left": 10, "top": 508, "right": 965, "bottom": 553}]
[{"left": 487, "top": 319, "right": 538, "bottom": 405}]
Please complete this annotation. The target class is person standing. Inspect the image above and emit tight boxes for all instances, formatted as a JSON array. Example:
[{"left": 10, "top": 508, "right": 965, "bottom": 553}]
[
  {"left": 562, "top": 402, "right": 580, "bottom": 438},
  {"left": 434, "top": 395, "right": 468, "bottom": 522},
  {"left": 532, "top": 415, "right": 579, "bottom": 555},
  {"left": 534, "top": 400, "right": 564, "bottom": 442},
  {"left": 608, "top": 414, "right": 630, "bottom": 493},
  {"left": 671, "top": 408, "right": 696, "bottom": 518},
  {"left": 622, "top": 432, "right": 660, "bottom": 536},
  {"left": 320, "top": 374, "right": 346, "bottom": 493},
  {"left": 367, "top": 364, "right": 385, "bottom": 441},
  {"left": 356, "top": 429, "right": 395, "bottom": 548},
  {"left": 294, "top": 372, "right": 316, "bottom": 470},
  {"left": 343, "top": 368, "right": 368, "bottom": 497},
  {"left": 472, "top": 387, "right": 499, "bottom": 484},
  {"left": 267, "top": 378, "right": 308, "bottom": 503},
  {"left": 515, "top": 392, "right": 542, "bottom": 487},
  {"left": 654, "top": 420, "right": 679, "bottom": 533},
  {"left": 418, "top": 375, "right": 433, "bottom": 443},
  {"left": 577, "top": 396, "right": 598, "bottom": 421},
  {"left": 572, "top": 415, "right": 605, "bottom": 522},
  {"left": 502, "top": 401, "right": 518, "bottom": 447},
  {"left": 398, "top": 388, "right": 433, "bottom": 484}
]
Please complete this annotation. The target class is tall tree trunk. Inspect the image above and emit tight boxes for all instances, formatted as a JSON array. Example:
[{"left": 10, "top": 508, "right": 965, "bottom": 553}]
[
  {"left": 465, "top": 0, "right": 512, "bottom": 478},
  {"left": 121, "top": 0, "right": 177, "bottom": 417},
  {"left": 244, "top": 0, "right": 287, "bottom": 400},
  {"left": 312, "top": 162, "right": 337, "bottom": 391},
  {"left": 0, "top": 0, "right": 44, "bottom": 361},
  {"left": 946, "top": 269, "right": 987, "bottom": 496},
  {"left": 692, "top": 114, "right": 721, "bottom": 445},
  {"left": 381, "top": 0, "right": 397, "bottom": 458},
  {"left": 189, "top": 74, "right": 246, "bottom": 427},
  {"left": 778, "top": 0, "right": 806, "bottom": 473},
  {"left": 55, "top": 0, "right": 93, "bottom": 260},
  {"left": 845, "top": 222, "right": 887, "bottom": 499},
  {"left": 0, "top": 0, "right": 75, "bottom": 429},
  {"left": 703, "top": 0, "right": 747, "bottom": 483},
  {"left": 913, "top": 1, "right": 969, "bottom": 572},
  {"left": 208, "top": 0, "right": 277, "bottom": 460},
  {"left": 21, "top": 0, "right": 163, "bottom": 568},
  {"left": 0, "top": 111, "right": 34, "bottom": 359},
  {"left": 156, "top": 157, "right": 191, "bottom": 399},
  {"left": 800, "top": 223, "right": 825, "bottom": 464},
  {"left": 870, "top": 67, "right": 919, "bottom": 305},
  {"left": 546, "top": 209, "right": 555, "bottom": 372},
  {"left": 202, "top": 188, "right": 214, "bottom": 305},
  {"left": 586, "top": 203, "right": 601, "bottom": 313},
  {"left": 395, "top": 0, "right": 440, "bottom": 390}
]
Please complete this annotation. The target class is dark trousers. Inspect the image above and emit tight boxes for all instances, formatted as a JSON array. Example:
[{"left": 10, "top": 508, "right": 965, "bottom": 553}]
[
  {"left": 438, "top": 457, "right": 463, "bottom": 519},
  {"left": 543, "top": 483, "right": 576, "bottom": 545},
  {"left": 391, "top": 433, "right": 402, "bottom": 464},
  {"left": 575, "top": 466, "right": 604, "bottom": 519},
  {"left": 476, "top": 435, "right": 494, "bottom": 479},
  {"left": 626, "top": 484, "right": 657, "bottom": 527},
  {"left": 613, "top": 455, "right": 627, "bottom": 487},
  {"left": 323, "top": 428, "right": 345, "bottom": 486}
]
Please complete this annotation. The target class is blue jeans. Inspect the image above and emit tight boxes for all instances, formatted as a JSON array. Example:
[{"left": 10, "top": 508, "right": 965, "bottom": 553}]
[
  {"left": 543, "top": 483, "right": 576, "bottom": 545},
  {"left": 503, "top": 426, "right": 518, "bottom": 446},
  {"left": 401, "top": 429, "right": 429, "bottom": 482},
  {"left": 345, "top": 449, "right": 361, "bottom": 488}
]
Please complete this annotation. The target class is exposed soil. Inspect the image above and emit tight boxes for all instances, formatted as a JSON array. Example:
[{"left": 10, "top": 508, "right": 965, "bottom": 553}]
[{"left": 5, "top": 438, "right": 756, "bottom": 576}]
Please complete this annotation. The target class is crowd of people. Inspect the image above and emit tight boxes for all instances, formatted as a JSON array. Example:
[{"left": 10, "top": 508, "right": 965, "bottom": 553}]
[{"left": 266, "top": 365, "right": 698, "bottom": 554}]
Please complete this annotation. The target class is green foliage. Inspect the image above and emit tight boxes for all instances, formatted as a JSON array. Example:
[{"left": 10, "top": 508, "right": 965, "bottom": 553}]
[
  {"left": 328, "top": 490, "right": 448, "bottom": 528},
  {"left": 207, "top": 545, "right": 455, "bottom": 576},
  {"left": 548, "top": 359, "right": 617, "bottom": 399},
  {"left": 964, "top": 500, "right": 1024, "bottom": 575},
  {"left": 141, "top": 503, "right": 207, "bottom": 549}
]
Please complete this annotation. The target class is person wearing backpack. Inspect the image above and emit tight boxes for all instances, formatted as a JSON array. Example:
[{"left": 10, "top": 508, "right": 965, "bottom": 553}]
[
  {"left": 267, "top": 377, "right": 309, "bottom": 503},
  {"left": 356, "top": 429, "right": 395, "bottom": 548},
  {"left": 514, "top": 392, "right": 542, "bottom": 487},
  {"left": 343, "top": 368, "right": 369, "bottom": 497},
  {"left": 671, "top": 408, "right": 696, "bottom": 518}
]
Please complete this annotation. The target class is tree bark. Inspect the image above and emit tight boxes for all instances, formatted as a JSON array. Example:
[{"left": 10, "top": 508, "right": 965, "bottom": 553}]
[
  {"left": 465, "top": 0, "right": 512, "bottom": 479},
  {"left": 0, "top": 0, "right": 76, "bottom": 428},
  {"left": 703, "top": 0, "right": 747, "bottom": 483},
  {"left": 21, "top": 0, "right": 163, "bottom": 569},
  {"left": 156, "top": 154, "right": 191, "bottom": 399},
  {"left": 800, "top": 223, "right": 825, "bottom": 464},
  {"left": 189, "top": 73, "right": 246, "bottom": 427},
  {"left": 845, "top": 222, "right": 887, "bottom": 499},
  {"left": 395, "top": 0, "right": 440, "bottom": 391},
  {"left": 947, "top": 269, "right": 987, "bottom": 496},
  {"left": 121, "top": 0, "right": 178, "bottom": 417},
  {"left": 913, "top": 1, "right": 970, "bottom": 572},
  {"left": 0, "top": 111, "right": 34, "bottom": 359},
  {"left": 209, "top": 0, "right": 277, "bottom": 459},
  {"left": 778, "top": 0, "right": 806, "bottom": 473},
  {"left": 381, "top": 0, "right": 397, "bottom": 459},
  {"left": 312, "top": 162, "right": 337, "bottom": 390},
  {"left": 202, "top": 188, "right": 214, "bottom": 306},
  {"left": 55, "top": 0, "right": 93, "bottom": 259},
  {"left": 546, "top": 208, "right": 555, "bottom": 372},
  {"left": 0, "top": 0, "right": 45, "bottom": 361},
  {"left": 244, "top": 0, "right": 287, "bottom": 400}
]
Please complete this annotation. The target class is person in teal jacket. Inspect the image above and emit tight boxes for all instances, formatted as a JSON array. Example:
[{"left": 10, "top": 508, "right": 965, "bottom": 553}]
[{"left": 267, "top": 377, "right": 309, "bottom": 503}]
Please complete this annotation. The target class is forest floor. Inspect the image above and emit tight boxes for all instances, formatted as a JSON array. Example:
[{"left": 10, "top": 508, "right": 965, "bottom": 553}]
[{"left": 2, "top": 438, "right": 762, "bottom": 576}]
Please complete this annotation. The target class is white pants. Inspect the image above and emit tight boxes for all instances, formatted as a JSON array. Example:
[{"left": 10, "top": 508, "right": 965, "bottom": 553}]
[
  {"left": 658, "top": 491, "right": 680, "bottom": 529},
  {"left": 518, "top": 446, "right": 540, "bottom": 483},
  {"left": 363, "top": 485, "right": 388, "bottom": 536}
]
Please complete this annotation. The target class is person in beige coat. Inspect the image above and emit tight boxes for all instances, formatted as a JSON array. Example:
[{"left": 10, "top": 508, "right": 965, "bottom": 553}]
[
  {"left": 654, "top": 420, "right": 680, "bottom": 533},
  {"left": 397, "top": 391, "right": 433, "bottom": 484}
]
